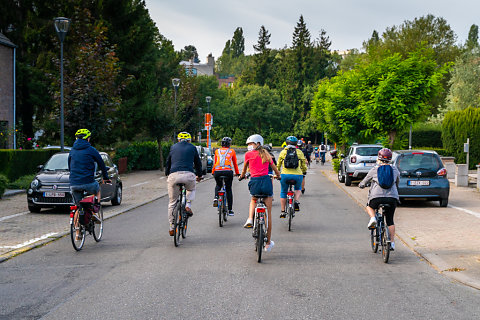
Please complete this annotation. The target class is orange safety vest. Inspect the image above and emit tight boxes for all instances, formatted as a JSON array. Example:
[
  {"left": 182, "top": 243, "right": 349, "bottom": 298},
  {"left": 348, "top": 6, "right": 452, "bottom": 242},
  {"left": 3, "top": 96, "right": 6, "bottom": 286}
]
[{"left": 213, "top": 148, "right": 235, "bottom": 171}]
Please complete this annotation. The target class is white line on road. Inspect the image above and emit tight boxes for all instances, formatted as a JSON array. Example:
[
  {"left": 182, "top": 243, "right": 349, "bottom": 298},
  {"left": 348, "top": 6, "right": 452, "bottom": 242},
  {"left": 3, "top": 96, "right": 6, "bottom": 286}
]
[
  {"left": 448, "top": 204, "right": 480, "bottom": 219},
  {"left": 129, "top": 181, "right": 149, "bottom": 188},
  {"left": 0, "top": 212, "right": 29, "bottom": 222},
  {"left": 0, "top": 232, "right": 58, "bottom": 249}
]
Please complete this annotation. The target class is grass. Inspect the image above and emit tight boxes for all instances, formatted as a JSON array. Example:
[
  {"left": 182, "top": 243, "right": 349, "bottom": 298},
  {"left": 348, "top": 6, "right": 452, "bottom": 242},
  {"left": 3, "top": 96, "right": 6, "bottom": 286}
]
[{"left": 7, "top": 174, "right": 36, "bottom": 190}]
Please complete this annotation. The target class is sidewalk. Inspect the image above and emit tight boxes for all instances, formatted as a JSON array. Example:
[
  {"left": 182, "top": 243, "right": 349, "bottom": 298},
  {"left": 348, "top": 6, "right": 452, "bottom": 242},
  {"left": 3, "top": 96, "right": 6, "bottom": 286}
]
[{"left": 322, "top": 166, "right": 480, "bottom": 290}]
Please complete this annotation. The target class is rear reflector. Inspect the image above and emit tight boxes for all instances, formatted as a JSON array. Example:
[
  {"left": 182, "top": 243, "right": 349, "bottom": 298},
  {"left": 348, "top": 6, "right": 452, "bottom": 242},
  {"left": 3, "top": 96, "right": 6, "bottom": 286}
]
[
  {"left": 218, "top": 192, "right": 224, "bottom": 196},
  {"left": 412, "top": 152, "right": 424, "bottom": 155},
  {"left": 437, "top": 168, "right": 447, "bottom": 176},
  {"left": 256, "top": 208, "right": 266, "bottom": 213}
]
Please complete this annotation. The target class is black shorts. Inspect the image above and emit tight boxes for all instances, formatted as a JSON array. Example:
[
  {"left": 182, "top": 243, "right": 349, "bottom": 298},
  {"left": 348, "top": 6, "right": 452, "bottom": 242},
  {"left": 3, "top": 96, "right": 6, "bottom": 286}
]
[{"left": 367, "top": 197, "right": 397, "bottom": 226}]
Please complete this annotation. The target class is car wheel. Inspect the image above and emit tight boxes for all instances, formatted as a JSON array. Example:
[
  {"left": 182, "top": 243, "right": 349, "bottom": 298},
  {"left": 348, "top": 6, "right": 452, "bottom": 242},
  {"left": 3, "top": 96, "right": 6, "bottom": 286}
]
[
  {"left": 439, "top": 198, "right": 448, "bottom": 207},
  {"left": 28, "top": 205, "right": 41, "bottom": 213},
  {"left": 111, "top": 184, "right": 122, "bottom": 206},
  {"left": 338, "top": 166, "right": 345, "bottom": 183},
  {"left": 344, "top": 174, "right": 352, "bottom": 186}
]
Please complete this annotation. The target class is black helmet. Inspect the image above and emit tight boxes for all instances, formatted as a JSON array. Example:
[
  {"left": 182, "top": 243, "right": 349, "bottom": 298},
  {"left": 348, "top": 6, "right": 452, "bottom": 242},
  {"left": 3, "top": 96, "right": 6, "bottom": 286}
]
[
  {"left": 264, "top": 145, "right": 272, "bottom": 152},
  {"left": 221, "top": 137, "right": 232, "bottom": 147}
]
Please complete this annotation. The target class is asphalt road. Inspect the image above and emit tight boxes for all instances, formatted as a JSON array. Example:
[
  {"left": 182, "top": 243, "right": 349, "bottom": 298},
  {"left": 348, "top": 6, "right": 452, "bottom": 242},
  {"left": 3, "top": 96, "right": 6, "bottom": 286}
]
[{"left": 1, "top": 164, "right": 479, "bottom": 319}]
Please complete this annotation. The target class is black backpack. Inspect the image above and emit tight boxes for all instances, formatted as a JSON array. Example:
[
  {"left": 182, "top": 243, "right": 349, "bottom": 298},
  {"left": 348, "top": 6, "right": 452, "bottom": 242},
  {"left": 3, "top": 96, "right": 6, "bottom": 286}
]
[
  {"left": 377, "top": 164, "right": 394, "bottom": 189},
  {"left": 284, "top": 148, "right": 299, "bottom": 169}
]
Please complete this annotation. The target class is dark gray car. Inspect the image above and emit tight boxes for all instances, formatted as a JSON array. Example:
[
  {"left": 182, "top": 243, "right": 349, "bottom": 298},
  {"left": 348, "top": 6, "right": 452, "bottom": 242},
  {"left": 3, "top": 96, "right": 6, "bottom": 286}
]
[{"left": 392, "top": 150, "right": 449, "bottom": 207}]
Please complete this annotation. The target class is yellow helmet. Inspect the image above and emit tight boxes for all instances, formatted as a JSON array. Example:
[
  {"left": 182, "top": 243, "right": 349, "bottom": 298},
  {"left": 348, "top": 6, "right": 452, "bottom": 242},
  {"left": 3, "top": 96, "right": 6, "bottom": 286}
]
[
  {"left": 75, "top": 128, "right": 91, "bottom": 140},
  {"left": 177, "top": 132, "right": 191, "bottom": 141}
]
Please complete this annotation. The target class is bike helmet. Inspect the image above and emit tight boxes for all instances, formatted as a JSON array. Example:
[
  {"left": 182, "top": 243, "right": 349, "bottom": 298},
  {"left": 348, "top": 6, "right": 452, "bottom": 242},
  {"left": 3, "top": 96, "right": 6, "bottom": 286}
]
[
  {"left": 75, "top": 128, "right": 91, "bottom": 140},
  {"left": 177, "top": 132, "right": 192, "bottom": 141},
  {"left": 221, "top": 137, "right": 232, "bottom": 147},
  {"left": 378, "top": 148, "right": 393, "bottom": 162},
  {"left": 315, "top": 147, "right": 318, "bottom": 150},
  {"left": 264, "top": 145, "right": 272, "bottom": 152},
  {"left": 297, "top": 140, "right": 303, "bottom": 147},
  {"left": 286, "top": 136, "right": 298, "bottom": 145},
  {"left": 246, "top": 134, "right": 264, "bottom": 146}
]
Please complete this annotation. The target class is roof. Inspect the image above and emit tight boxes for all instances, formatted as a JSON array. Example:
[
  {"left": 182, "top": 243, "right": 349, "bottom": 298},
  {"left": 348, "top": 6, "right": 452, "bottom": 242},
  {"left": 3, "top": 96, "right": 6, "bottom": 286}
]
[
  {"left": 351, "top": 144, "right": 383, "bottom": 148},
  {"left": 0, "top": 32, "right": 16, "bottom": 48},
  {"left": 393, "top": 150, "right": 438, "bottom": 154}
]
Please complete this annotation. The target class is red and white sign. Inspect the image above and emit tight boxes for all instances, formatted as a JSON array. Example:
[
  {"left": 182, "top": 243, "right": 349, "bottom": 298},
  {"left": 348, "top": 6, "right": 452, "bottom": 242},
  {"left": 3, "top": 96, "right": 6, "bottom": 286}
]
[{"left": 204, "top": 113, "right": 213, "bottom": 130}]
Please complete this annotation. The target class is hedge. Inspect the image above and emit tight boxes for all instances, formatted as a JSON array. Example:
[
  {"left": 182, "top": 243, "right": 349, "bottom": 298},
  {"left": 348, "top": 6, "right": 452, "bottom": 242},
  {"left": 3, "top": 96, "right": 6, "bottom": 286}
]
[
  {"left": 0, "top": 174, "right": 8, "bottom": 198},
  {"left": 0, "top": 149, "right": 57, "bottom": 181},
  {"left": 398, "top": 123, "right": 443, "bottom": 148},
  {"left": 442, "top": 107, "right": 480, "bottom": 169},
  {"left": 114, "top": 141, "right": 161, "bottom": 171}
]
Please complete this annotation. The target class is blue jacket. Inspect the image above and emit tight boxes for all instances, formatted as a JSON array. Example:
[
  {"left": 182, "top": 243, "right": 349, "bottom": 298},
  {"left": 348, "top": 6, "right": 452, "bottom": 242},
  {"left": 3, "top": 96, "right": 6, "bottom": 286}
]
[
  {"left": 165, "top": 141, "right": 202, "bottom": 176},
  {"left": 68, "top": 139, "right": 109, "bottom": 186}
]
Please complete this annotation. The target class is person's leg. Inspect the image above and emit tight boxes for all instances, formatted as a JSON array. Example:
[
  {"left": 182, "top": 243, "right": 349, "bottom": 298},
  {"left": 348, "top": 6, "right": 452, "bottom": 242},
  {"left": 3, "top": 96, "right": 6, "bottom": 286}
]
[
  {"left": 248, "top": 197, "right": 256, "bottom": 220},
  {"left": 366, "top": 206, "right": 375, "bottom": 218},
  {"left": 167, "top": 173, "right": 181, "bottom": 229},
  {"left": 294, "top": 175, "right": 303, "bottom": 201},
  {"left": 280, "top": 175, "right": 288, "bottom": 212},
  {"left": 181, "top": 172, "right": 197, "bottom": 211},
  {"left": 213, "top": 171, "right": 222, "bottom": 198},
  {"left": 265, "top": 197, "right": 273, "bottom": 244},
  {"left": 224, "top": 171, "right": 234, "bottom": 211}
]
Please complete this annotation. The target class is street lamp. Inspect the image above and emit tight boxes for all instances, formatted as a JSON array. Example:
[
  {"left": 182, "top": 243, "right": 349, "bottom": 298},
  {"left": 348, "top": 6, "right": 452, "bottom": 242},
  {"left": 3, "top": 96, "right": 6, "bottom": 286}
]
[
  {"left": 54, "top": 17, "right": 71, "bottom": 152},
  {"left": 172, "top": 78, "right": 180, "bottom": 140},
  {"left": 205, "top": 96, "right": 211, "bottom": 113}
]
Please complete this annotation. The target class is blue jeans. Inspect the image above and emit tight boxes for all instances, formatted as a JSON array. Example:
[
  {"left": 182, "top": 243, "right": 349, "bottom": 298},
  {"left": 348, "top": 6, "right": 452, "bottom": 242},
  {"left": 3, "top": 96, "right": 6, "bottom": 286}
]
[
  {"left": 280, "top": 174, "right": 303, "bottom": 198},
  {"left": 71, "top": 181, "right": 100, "bottom": 204}
]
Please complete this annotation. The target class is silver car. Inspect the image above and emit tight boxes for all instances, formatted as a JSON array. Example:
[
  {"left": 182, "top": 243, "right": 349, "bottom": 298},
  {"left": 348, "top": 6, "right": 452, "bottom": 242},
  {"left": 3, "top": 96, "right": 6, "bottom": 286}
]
[{"left": 338, "top": 144, "right": 383, "bottom": 186}]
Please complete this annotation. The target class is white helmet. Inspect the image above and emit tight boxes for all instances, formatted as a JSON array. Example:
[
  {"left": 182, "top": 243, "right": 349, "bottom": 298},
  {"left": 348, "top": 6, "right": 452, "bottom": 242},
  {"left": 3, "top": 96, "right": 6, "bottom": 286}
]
[{"left": 246, "top": 134, "right": 264, "bottom": 146}]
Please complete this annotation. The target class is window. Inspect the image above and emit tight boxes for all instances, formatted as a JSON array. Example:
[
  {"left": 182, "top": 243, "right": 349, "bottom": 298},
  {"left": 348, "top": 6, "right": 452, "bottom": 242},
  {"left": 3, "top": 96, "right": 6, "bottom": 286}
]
[
  {"left": 356, "top": 147, "right": 382, "bottom": 156},
  {"left": 397, "top": 153, "right": 442, "bottom": 172}
]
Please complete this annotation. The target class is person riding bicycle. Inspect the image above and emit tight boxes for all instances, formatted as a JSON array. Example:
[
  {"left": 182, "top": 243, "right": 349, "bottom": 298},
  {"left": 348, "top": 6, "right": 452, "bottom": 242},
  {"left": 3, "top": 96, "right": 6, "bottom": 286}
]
[
  {"left": 306, "top": 141, "right": 314, "bottom": 164},
  {"left": 319, "top": 142, "right": 327, "bottom": 164},
  {"left": 358, "top": 148, "right": 400, "bottom": 250},
  {"left": 212, "top": 137, "right": 240, "bottom": 216},
  {"left": 240, "top": 134, "right": 281, "bottom": 252},
  {"left": 297, "top": 140, "right": 308, "bottom": 193},
  {"left": 165, "top": 132, "right": 203, "bottom": 236},
  {"left": 68, "top": 129, "right": 111, "bottom": 240},
  {"left": 277, "top": 136, "right": 307, "bottom": 218}
]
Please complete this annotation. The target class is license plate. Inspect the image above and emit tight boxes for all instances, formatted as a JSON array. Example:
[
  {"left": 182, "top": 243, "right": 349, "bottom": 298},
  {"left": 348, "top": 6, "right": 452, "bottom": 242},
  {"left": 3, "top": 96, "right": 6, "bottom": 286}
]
[
  {"left": 44, "top": 192, "right": 65, "bottom": 197},
  {"left": 364, "top": 163, "right": 375, "bottom": 167},
  {"left": 408, "top": 180, "right": 430, "bottom": 186}
]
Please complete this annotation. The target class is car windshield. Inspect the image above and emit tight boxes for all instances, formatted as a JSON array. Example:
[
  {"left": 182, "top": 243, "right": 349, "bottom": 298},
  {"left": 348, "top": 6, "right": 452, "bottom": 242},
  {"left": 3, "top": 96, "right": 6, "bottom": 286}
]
[
  {"left": 397, "top": 153, "right": 441, "bottom": 172},
  {"left": 204, "top": 149, "right": 211, "bottom": 156},
  {"left": 356, "top": 147, "right": 382, "bottom": 156},
  {"left": 43, "top": 153, "right": 69, "bottom": 171}
]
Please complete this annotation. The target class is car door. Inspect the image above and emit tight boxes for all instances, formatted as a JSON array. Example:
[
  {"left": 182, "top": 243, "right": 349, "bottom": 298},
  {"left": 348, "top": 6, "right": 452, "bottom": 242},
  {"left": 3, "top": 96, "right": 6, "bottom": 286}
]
[{"left": 101, "top": 154, "right": 116, "bottom": 198}]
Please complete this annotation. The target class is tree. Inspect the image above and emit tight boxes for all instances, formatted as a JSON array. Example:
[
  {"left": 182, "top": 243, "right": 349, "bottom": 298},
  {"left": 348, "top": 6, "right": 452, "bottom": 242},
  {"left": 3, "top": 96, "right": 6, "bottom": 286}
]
[
  {"left": 180, "top": 45, "right": 200, "bottom": 62},
  {"left": 231, "top": 27, "right": 245, "bottom": 58},
  {"left": 252, "top": 25, "right": 272, "bottom": 86},
  {"left": 466, "top": 24, "right": 479, "bottom": 49},
  {"left": 216, "top": 28, "right": 249, "bottom": 77}
]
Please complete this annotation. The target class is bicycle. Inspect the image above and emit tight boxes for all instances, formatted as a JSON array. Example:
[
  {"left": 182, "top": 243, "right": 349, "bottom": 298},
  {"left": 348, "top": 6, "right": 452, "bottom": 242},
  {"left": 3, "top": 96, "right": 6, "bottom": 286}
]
[
  {"left": 70, "top": 193, "right": 103, "bottom": 251},
  {"left": 173, "top": 183, "right": 189, "bottom": 247},
  {"left": 251, "top": 194, "right": 269, "bottom": 262},
  {"left": 216, "top": 176, "right": 229, "bottom": 227},
  {"left": 285, "top": 180, "right": 296, "bottom": 231},
  {"left": 370, "top": 204, "right": 391, "bottom": 263}
]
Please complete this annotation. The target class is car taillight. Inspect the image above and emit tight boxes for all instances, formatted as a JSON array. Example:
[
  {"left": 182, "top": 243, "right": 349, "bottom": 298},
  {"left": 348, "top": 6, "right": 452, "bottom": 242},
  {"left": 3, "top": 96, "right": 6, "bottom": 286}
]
[
  {"left": 256, "top": 207, "right": 266, "bottom": 213},
  {"left": 70, "top": 205, "right": 77, "bottom": 218},
  {"left": 437, "top": 168, "right": 447, "bottom": 176},
  {"left": 350, "top": 156, "right": 357, "bottom": 163}
]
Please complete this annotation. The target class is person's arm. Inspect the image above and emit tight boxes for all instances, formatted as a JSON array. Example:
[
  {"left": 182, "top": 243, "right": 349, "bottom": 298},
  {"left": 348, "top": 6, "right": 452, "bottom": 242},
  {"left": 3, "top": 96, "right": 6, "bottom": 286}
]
[
  {"left": 359, "top": 167, "right": 375, "bottom": 188},
  {"left": 270, "top": 161, "right": 281, "bottom": 179},
  {"left": 212, "top": 150, "right": 218, "bottom": 174},
  {"left": 165, "top": 150, "right": 172, "bottom": 176},
  {"left": 68, "top": 153, "right": 72, "bottom": 171},
  {"left": 276, "top": 150, "right": 285, "bottom": 171},
  {"left": 92, "top": 149, "right": 109, "bottom": 181},
  {"left": 232, "top": 150, "right": 240, "bottom": 175},
  {"left": 193, "top": 148, "right": 203, "bottom": 177},
  {"left": 240, "top": 155, "right": 249, "bottom": 178},
  {"left": 298, "top": 150, "right": 307, "bottom": 173}
]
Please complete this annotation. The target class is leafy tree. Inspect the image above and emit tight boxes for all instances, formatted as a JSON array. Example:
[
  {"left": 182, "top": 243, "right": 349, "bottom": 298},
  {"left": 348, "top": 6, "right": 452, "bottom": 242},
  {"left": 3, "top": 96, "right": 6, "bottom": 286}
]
[
  {"left": 231, "top": 27, "right": 245, "bottom": 58},
  {"left": 446, "top": 48, "right": 480, "bottom": 110},
  {"left": 466, "top": 24, "right": 479, "bottom": 49},
  {"left": 252, "top": 25, "right": 272, "bottom": 86},
  {"left": 216, "top": 28, "right": 250, "bottom": 77},
  {"left": 180, "top": 45, "right": 200, "bottom": 62}
]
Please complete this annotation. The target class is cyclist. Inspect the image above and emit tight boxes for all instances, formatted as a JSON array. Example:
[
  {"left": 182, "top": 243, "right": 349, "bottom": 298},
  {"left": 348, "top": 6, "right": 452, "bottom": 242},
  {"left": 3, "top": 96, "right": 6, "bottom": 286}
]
[
  {"left": 314, "top": 147, "right": 320, "bottom": 163},
  {"left": 319, "top": 142, "right": 327, "bottom": 164},
  {"left": 277, "top": 136, "right": 307, "bottom": 217},
  {"left": 240, "top": 134, "right": 281, "bottom": 252},
  {"left": 68, "top": 129, "right": 111, "bottom": 240},
  {"left": 306, "top": 141, "right": 314, "bottom": 165},
  {"left": 297, "top": 140, "right": 308, "bottom": 193},
  {"left": 165, "top": 132, "right": 203, "bottom": 236},
  {"left": 358, "top": 148, "right": 400, "bottom": 250},
  {"left": 212, "top": 137, "right": 240, "bottom": 216}
]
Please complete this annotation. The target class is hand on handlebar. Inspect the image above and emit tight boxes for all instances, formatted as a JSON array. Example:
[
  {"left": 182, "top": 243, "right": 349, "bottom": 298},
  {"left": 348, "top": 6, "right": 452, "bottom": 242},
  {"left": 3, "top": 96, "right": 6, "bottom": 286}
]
[{"left": 275, "top": 174, "right": 281, "bottom": 180}]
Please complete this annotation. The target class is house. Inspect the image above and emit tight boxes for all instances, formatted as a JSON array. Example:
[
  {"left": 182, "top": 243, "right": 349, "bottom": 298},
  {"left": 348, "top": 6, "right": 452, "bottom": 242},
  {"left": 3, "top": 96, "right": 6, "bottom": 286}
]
[
  {"left": 0, "top": 32, "right": 16, "bottom": 149},
  {"left": 217, "top": 75, "right": 236, "bottom": 88},
  {"left": 180, "top": 53, "right": 215, "bottom": 76}
]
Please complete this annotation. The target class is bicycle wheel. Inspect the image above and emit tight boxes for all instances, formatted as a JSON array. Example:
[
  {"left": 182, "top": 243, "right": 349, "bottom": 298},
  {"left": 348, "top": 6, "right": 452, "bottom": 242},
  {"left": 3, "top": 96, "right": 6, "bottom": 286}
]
[
  {"left": 173, "top": 203, "right": 181, "bottom": 247},
  {"left": 223, "top": 199, "right": 228, "bottom": 222},
  {"left": 218, "top": 196, "right": 224, "bottom": 227},
  {"left": 381, "top": 226, "right": 390, "bottom": 263},
  {"left": 288, "top": 205, "right": 293, "bottom": 231},
  {"left": 93, "top": 205, "right": 104, "bottom": 242},
  {"left": 182, "top": 211, "right": 188, "bottom": 239},
  {"left": 70, "top": 212, "right": 85, "bottom": 251},
  {"left": 257, "top": 223, "right": 264, "bottom": 263},
  {"left": 370, "top": 228, "right": 378, "bottom": 253}
]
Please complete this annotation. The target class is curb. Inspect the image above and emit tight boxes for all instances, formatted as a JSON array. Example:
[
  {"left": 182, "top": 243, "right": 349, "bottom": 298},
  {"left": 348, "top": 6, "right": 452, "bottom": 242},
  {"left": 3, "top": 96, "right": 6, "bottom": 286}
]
[
  {"left": 320, "top": 169, "right": 480, "bottom": 291},
  {"left": 0, "top": 174, "right": 216, "bottom": 264}
]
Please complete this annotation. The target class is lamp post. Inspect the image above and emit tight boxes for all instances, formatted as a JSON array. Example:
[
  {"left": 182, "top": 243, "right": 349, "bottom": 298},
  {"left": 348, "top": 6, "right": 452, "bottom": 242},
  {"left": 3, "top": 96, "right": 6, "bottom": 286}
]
[
  {"left": 205, "top": 96, "right": 212, "bottom": 148},
  {"left": 172, "top": 78, "right": 180, "bottom": 140},
  {"left": 54, "top": 17, "right": 71, "bottom": 152},
  {"left": 198, "top": 107, "right": 202, "bottom": 143}
]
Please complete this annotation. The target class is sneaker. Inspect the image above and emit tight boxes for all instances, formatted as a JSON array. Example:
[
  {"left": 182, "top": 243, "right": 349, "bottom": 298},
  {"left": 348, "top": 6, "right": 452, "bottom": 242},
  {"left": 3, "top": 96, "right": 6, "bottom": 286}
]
[
  {"left": 92, "top": 213, "right": 101, "bottom": 224},
  {"left": 169, "top": 229, "right": 174, "bottom": 236},
  {"left": 185, "top": 207, "right": 193, "bottom": 217},
  {"left": 228, "top": 210, "right": 234, "bottom": 216},
  {"left": 75, "top": 232, "right": 83, "bottom": 241},
  {"left": 244, "top": 218, "right": 253, "bottom": 228},
  {"left": 390, "top": 242, "right": 395, "bottom": 251},
  {"left": 294, "top": 201, "right": 300, "bottom": 211},
  {"left": 265, "top": 240, "right": 275, "bottom": 252},
  {"left": 301, "top": 189, "right": 305, "bottom": 194},
  {"left": 213, "top": 198, "right": 218, "bottom": 207},
  {"left": 367, "top": 217, "right": 377, "bottom": 229},
  {"left": 280, "top": 211, "right": 286, "bottom": 218}
]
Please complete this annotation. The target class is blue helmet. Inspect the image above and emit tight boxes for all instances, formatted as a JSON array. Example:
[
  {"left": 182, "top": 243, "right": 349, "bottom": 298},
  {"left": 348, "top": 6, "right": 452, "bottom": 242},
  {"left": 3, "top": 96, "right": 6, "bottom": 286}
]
[{"left": 286, "top": 136, "right": 298, "bottom": 145}]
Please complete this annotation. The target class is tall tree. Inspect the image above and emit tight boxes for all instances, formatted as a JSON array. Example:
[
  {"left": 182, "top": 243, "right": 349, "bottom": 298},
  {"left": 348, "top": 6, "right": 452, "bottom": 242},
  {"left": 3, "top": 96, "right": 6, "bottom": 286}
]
[
  {"left": 231, "top": 27, "right": 245, "bottom": 58},
  {"left": 466, "top": 24, "right": 479, "bottom": 49},
  {"left": 252, "top": 25, "right": 272, "bottom": 86}
]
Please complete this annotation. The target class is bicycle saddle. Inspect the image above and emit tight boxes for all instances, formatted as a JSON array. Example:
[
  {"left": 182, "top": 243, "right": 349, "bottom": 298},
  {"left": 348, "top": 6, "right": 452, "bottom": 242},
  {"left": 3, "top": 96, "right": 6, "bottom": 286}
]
[
  {"left": 253, "top": 194, "right": 269, "bottom": 199},
  {"left": 218, "top": 176, "right": 229, "bottom": 180},
  {"left": 379, "top": 204, "right": 391, "bottom": 208},
  {"left": 286, "top": 179, "right": 297, "bottom": 185}
]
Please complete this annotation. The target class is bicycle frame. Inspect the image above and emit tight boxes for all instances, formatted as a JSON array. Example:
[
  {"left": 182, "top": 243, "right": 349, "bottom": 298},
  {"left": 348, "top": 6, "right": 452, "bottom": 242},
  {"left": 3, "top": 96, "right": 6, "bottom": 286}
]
[
  {"left": 373, "top": 205, "right": 391, "bottom": 263},
  {"left": 174, "top": 184, "right": 188, "bottom": 247},
  {"left": 253, "top": 197, "right": 268, "bottom": 262},
  {"left": 217, "top": 177, "right": 228, "bottom": 227}
]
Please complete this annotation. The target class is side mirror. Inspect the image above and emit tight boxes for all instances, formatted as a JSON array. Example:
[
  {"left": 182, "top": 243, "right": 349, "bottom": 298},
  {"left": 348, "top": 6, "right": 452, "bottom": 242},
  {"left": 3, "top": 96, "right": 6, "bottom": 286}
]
[{"left": 37, "top": 165, "right": 44, "bottom": 171}]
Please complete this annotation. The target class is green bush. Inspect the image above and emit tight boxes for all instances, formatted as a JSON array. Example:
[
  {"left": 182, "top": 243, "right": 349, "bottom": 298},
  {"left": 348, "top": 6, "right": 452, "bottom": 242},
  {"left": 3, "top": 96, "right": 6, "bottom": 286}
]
[
  {"left": 0, "top": 149, "right": 57, "bottom": 181},
  {"left": 161, "top": 141, "right": 173, "bottom": 167},
  {"left": 442, "top": 107, "right": 480, "bottom": 169},
  {"left": 7, "top": 174, "right": 36, "bottom": 190},
  {"left": 397, "top": 123, "right": 443, "bottom": 148},
  {"left": 0, "top": 174, "right": 8, "bottom": 198},
  {"left": 114, "top": 141, "right": 160, "bottom": 171},
  {"left": 332, "top": 158, "right": 340, "bottom": 173}
]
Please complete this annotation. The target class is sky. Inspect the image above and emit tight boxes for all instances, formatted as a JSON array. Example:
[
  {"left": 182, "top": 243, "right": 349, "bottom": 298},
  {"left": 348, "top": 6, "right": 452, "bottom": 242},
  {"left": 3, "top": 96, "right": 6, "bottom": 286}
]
[{"left": 146, "top": 0, "right": 480, "bottom": 62}]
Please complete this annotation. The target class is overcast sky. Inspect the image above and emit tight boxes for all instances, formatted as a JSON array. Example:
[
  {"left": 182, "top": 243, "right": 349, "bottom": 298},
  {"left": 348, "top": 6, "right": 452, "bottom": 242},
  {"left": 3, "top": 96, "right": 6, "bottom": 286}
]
[{"left": 146, "top": 0, "right": 479, "bottom": 62}]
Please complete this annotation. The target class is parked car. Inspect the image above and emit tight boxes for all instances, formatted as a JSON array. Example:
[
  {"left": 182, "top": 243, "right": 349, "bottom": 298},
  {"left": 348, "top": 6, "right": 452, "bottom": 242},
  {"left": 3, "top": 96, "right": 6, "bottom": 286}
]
[
  {"left": 391, "top": 150, "right": 449, "bottom": 207},
  {"left": 27, "top": 152, "right": 122, "bottom": 213},
  {"left": 195, "top": 145, "right": 208, "bottom": 175},
  {"left": 338, "top": 144, "right": 383, "bottom": 186},
  {"left": 42, "top": 145, "right": 72, "bottom": 151},
  {"left": 205, "top": 147, "right": 214, "bottom": 173}
]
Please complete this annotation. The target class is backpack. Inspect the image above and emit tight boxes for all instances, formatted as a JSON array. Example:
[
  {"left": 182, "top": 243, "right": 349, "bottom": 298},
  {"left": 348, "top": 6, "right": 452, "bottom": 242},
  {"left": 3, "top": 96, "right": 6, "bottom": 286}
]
[
  {"left": 320, "top": 144, "right": 326, "bottom": 152},
  {"left": 377, "top": 164, "right": 394, "bottom": 189},
  {"left": 284, "top": 148, "right": 299, "bottom": 169}
]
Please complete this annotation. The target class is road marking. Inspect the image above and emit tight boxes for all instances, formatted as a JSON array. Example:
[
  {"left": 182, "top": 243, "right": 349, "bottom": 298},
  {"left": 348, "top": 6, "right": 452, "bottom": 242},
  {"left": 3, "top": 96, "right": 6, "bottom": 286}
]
[
  {"left": 0, "top": 212, "right": 29, "bottom": 222},
  {"left": 129, "top": 181, "right": 149, "bottom": 188},
  {"left": 448, "top": 204, "right": 480, "bottom": 219},
  {"left": 0, "top": 232, "right": 58, "bottom": 249}
]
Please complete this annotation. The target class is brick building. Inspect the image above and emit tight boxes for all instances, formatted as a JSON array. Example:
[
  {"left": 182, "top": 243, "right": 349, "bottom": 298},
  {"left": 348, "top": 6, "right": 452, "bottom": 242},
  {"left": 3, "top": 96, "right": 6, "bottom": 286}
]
[{"left": 0, "top": 32, "right": 15, "bottom": 149}]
